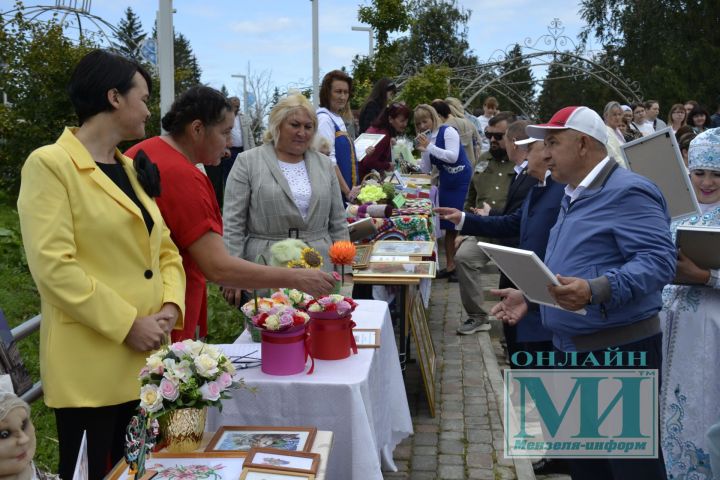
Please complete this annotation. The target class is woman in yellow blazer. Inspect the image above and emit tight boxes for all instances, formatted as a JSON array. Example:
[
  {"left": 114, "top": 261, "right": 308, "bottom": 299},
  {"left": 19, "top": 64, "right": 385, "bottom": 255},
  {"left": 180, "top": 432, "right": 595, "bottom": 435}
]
[{"left": 17, "top": 50, "right": 185, "bottom": 480}]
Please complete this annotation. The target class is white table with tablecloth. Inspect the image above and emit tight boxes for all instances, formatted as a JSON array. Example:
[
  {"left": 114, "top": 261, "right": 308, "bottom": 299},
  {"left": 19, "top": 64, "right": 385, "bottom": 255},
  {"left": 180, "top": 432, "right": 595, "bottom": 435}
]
[{"left": 209, "top": 299, "right": 413, "bottom": 480}]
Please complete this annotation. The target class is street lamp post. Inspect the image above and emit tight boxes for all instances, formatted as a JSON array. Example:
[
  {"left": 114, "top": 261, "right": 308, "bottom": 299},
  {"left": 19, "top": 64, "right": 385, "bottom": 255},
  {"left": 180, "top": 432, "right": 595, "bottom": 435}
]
[
  {"left": 351, "top": 25, "right": 373, "bottom": 59},
  {"left": 157, "top": 0, "right": 174, "bottom": 124},
  {"left": 231, "top": 74, "right": 248, "bottom": 116},
  {"left": 311, "top": 0, "right": 319, "bottom": 108}
]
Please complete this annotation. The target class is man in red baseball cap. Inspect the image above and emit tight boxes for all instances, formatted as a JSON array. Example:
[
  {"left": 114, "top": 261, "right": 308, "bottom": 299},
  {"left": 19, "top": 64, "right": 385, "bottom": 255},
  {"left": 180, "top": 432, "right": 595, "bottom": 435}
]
[{"left": 491, "top": 106, "right": 675, "bottom": 479}]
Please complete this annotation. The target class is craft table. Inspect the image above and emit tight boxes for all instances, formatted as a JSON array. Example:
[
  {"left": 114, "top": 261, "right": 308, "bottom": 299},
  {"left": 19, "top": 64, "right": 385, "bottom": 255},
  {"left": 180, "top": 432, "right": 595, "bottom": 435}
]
[
  {"left": 106, "top": 431, "right": 333, "bottom": 479},
  {"left": 209, "top": 300, "right": 413, "bottom": 480}
]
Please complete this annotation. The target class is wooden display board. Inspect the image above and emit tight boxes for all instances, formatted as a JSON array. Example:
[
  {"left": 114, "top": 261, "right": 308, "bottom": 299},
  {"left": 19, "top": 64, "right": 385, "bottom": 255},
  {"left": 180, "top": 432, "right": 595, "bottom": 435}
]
[{"left": 409, "top": 293, "right": 436, "bottom": 417}]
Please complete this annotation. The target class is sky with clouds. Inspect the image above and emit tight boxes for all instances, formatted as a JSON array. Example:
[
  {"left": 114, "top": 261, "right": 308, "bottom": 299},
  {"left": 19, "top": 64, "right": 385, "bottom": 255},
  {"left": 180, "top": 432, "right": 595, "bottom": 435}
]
[{"left": 5, "top": 0, "right": 595, "bottom": 100}]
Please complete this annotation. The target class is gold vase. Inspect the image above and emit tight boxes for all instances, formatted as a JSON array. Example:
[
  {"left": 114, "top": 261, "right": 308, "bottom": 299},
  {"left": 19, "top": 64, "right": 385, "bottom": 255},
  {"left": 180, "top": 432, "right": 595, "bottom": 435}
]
[{"left": 158, "top": 407, "right": 207, "bottom": 453}]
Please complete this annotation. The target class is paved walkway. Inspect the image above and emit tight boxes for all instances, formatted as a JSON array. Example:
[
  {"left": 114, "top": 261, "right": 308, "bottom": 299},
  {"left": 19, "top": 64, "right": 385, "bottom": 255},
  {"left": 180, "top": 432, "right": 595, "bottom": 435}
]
[{"left": 382, "top": 263, "right": 569, "bottom": 480}]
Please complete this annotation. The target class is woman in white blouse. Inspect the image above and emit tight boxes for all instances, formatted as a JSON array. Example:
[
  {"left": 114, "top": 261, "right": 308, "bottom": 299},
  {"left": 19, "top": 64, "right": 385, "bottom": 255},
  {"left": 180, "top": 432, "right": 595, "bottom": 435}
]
[
  {"left": 414, "top": 104, "right": 471, "bottom": 279},
  {"left": 223, "top": 93, "right": 349, "bottom": 275}
]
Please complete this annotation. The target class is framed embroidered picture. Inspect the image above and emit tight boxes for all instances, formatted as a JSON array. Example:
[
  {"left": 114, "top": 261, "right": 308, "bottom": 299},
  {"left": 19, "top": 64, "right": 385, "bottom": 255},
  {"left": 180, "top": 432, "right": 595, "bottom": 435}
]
[
  {"left": 205, "top": 426, "right": 317, "bottom": 454},
  {"left": 106, "top": 452, "right": 246, "bottom": 480},
  {"left": 242, "top": 448, "right": 319, "bottom": 475}
]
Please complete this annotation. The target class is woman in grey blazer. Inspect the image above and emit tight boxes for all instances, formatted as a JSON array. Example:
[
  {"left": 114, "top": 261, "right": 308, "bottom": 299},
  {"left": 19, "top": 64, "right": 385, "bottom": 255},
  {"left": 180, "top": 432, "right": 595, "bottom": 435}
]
[{"left": 223, "top": 93, "right": 349, "bottom": 276}]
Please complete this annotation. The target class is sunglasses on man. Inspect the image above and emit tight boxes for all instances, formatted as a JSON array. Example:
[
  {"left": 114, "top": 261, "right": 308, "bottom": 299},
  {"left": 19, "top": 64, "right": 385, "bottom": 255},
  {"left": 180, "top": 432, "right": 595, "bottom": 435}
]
[{"left": 485, "top": 131, "right": 505, "bottom": 140}]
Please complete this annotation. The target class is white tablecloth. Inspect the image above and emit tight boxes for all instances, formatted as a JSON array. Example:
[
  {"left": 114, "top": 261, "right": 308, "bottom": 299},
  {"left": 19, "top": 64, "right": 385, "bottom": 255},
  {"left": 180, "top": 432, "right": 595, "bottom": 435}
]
[{"left": 209, "top": 300, "right": 413, "bottom": 480}]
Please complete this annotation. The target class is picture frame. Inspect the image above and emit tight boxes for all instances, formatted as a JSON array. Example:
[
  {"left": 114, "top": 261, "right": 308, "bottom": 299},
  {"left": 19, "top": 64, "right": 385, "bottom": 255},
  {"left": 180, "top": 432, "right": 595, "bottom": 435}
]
[
  {"left": 410, "top": 293, "right": 436, "bottom": 417},
  {"left": 240, "top": 467, "right": 315, "bottom": 479},
  {"left": 352, "top": 261, "right": 436, "bottom": 279},
  {"left": 205, "top": 426, "right": 316, "bottom": 454},
  {"left": 622, "top": 127, "right": 700, "bottom": 220},
  {"left": 353, "top": 244, "right": 372, "bottom": 269},
  {"left": 106, "top": 452, "right": 247, "bottom": 480},
  {"left": 242, "top": 448, "right": 319, "bottom": 475},
  {"left": 352, "top": 328, "right": 381, "bottom": 348},
  {"left": 372, "top": 240, "right": 434, "bottom": 257}
]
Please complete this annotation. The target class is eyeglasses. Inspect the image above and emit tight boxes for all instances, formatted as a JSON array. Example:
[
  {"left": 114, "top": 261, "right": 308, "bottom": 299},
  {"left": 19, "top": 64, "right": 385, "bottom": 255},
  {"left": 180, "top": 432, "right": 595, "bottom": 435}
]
[{"left": 485, "top": 131, "right": 505, "bottom": 140}]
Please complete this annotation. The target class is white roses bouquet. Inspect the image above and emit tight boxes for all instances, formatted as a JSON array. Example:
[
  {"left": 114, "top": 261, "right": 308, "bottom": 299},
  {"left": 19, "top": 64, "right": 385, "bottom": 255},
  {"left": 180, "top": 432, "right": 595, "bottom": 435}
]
[{"left": 138, "top": 339, "right": 241, "bottom": 416}]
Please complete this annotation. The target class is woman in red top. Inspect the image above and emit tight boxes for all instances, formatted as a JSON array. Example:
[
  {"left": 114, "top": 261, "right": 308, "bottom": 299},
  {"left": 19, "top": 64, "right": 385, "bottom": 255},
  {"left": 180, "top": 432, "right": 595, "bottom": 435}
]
[
  {"left": 126, "top": 86, "right": 335, "bottom": 341},
  {"left": 359, "top": 102, "right": 411, "bottom": 179}
]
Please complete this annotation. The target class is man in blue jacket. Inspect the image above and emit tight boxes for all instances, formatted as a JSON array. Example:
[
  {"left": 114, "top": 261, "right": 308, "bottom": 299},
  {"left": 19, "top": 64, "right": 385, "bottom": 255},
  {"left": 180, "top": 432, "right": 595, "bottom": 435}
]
[
  {"left": 491, "top": 106, "right": 675, "bottom": 480},
  {"left": 436, "top": 135, "right": 561, "bottom": 361}
]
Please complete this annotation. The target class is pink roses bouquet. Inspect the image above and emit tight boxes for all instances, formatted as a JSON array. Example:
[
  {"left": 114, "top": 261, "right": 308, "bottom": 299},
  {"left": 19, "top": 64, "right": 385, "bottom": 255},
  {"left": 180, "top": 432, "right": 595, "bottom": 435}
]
[
  {"left": 305, "top": 294, "right": 358, "bottom": 316},
  {"left": 251, "top": 304, "right": 310, "bottom": 332},
  {"left": 138, "top": 340, "right": 242, "bottom": 416}
]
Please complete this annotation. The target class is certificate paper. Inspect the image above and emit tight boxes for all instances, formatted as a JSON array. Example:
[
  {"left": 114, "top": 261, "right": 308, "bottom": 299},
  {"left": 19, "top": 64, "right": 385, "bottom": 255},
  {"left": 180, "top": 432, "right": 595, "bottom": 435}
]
[{"left": 354, "top": 133, "right": 386, "bottom": 161}]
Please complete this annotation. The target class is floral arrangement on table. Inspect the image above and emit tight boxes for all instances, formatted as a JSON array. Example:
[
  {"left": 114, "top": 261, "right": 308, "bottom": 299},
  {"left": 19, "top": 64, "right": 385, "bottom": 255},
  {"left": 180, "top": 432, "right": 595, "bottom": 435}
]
[
  {"left": 306, "top": 294, "right": 360, "bottom": 360},
  {"left": 306, "top": 294, "right": 358, "bottom": 318},
  {"left": 250, "top": 302, "right": 311, "bottom": 332},
  {"left": 138, "top": 339, "right": 242, "bottom": 416}
]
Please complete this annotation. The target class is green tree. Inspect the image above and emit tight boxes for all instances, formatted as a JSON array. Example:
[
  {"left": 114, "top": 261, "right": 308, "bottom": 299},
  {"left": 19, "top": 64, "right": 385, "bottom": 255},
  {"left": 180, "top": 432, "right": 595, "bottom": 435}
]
[
  {"left": 111, "top": 7, "right": 146, "bottom": 60},
  {"left": 490, "top": 44, "right": 536, "bottom": 118},
  {"left": 579, "top": 0, "right": 720, "bottom": 112},
  {"left": 220, "top": 84, "right": 229, "bottom": 97},
  {"left": 357, "top": 0, "right": 411, "bottom": 48},
  {"left": 352, "top": 0, "right": 476, "bottom": 107},
  {"left": 404, "top": 0, "right": 476, "bottom": 69},
  {"left": 0, "top": 6, "right": 96, "bottom": 194},
  {"left": 397, "top": 64, "right": 453, "bottom": 110},
  {"left": 173, "top": 32, "right": 202, "bottom": 95}
]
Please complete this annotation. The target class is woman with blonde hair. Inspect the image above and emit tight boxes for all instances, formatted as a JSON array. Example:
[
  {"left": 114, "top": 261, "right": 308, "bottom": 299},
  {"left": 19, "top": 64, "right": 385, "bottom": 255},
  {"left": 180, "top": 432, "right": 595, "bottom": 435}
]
[
  {"left": 415, "top": 104, "right": 471, "bottom": 281},
  {"left": 445, "top": 96, "right": 481, "bottom": 161},
  {"left": 602, "top": 101, "right": 628, "bottom": 168},
  {"left": 223, "top": 93, "right": 349, "bottom": 283}
]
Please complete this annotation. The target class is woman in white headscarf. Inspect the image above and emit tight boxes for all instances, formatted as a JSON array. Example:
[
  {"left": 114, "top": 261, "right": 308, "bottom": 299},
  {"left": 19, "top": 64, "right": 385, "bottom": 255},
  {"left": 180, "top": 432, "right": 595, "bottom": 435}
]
[{"left": 660, "top": 128, "right": 720, "bottom": 480}]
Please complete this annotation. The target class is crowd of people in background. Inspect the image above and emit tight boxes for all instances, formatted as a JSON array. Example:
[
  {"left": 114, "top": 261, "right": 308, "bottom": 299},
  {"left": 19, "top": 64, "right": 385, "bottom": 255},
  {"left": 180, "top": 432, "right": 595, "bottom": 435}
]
[{"left": 13, "top": 47, "right": 720, "bottom": 480}]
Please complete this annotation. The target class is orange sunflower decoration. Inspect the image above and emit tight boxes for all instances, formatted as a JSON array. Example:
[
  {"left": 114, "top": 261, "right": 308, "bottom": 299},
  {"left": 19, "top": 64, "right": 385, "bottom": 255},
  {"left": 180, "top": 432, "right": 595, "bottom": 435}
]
[
  {"left": 329, "top": 241, "right": 356, "bottom": 265},
  {"left": 329, "top": 241, "right": 357, "bottom": 286}
]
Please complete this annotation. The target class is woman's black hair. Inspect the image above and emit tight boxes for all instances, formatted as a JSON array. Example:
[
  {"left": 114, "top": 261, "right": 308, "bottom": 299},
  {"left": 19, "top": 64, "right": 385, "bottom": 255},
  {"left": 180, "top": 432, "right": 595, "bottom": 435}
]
[
  {"left": 161, "top": 86, "right": 233, "bottom": 135},
  {"left": 688, "top": 106, "right": 711, "bottom": 128},
  {"left": 430, "top": 100, "right": 451, "bottom": 119},
  {"left": 371, "top": 103, "right": 411, "bottom": 135},
  {"left": 68, "top": 49, "right": 152, "bottom": 125},
  {"left": 358, "top": 78, "right": 395, "bottom": 125}
]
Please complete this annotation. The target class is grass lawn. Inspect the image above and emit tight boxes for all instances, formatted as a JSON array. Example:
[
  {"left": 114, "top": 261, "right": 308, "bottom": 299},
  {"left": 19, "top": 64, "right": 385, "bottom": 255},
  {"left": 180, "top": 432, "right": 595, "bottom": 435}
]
[{"left": 0, "top": 192, "right": 243, "bottom": 473}]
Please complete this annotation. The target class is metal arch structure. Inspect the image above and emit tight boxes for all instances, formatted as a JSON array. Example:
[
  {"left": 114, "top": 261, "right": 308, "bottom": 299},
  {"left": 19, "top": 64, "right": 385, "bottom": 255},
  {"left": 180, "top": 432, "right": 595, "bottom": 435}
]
[
  {"left": 394, "top": 19, "right": 644, "bottom": 119},
  {"left": 1, "top": 1, "right": 140, "bottom": 53}
]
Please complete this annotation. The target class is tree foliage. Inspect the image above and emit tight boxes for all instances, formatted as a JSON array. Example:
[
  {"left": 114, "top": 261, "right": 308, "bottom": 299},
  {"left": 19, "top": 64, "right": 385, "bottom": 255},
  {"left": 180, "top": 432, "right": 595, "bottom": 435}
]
[
  {"left": 396, "top": 64, "right": 453, "bottom": 111},
  {"left": 579, "top": 0, "right": 720, "bottom": 112},
  {"left": 488, "top": 44, "right": 537, "bottom": 118},
  {"left": 357, "top": 0, "right": 410, "bottom": 48},
  {"left": 111, "top": 7, "right": 146, "bottom": 60},
  {"left": 536, "top": 51, "right": 621, "bottom": 121},
  {"left": 173, "top": 32, "right": 202, "bottom": 95},
  {"left": 0, "top": 6, "right": 96, "bottom": 194},
  {"left": 352, "top": 0, "right": 476, "bottom": 109}
]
